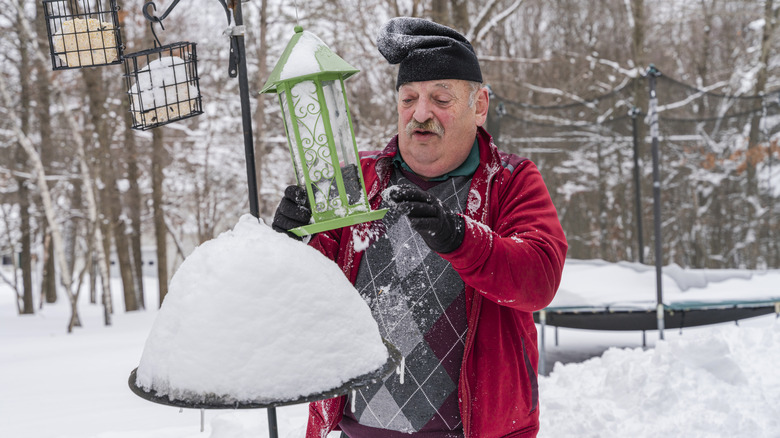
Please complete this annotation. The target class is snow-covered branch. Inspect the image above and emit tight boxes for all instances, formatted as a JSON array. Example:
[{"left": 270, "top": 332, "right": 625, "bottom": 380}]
[{"left": 469, "top": 0, "right": 525, "bottom": 44}]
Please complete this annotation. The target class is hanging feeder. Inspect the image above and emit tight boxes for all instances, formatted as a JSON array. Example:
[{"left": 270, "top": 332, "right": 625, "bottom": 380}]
[
  {"left": 42, "top": 0, "right": 124, "bottom": 70},
  {"left": 123, "top": 41, "right": 203, "bottom": 130},
  {"left": 261, "top": 26, "right": 387, "bottom": 237}
]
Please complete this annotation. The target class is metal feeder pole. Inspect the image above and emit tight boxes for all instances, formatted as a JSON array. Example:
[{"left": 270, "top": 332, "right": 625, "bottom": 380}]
[
  {"left": 228, "top": 3, "right": 277, "bottom": 436},
  {"left": 229, "top": 0, "right": 260, "bottom": 219},
  {"left": 231, "top": 4, "right": 281, "bottom": 437},
  {"left": 647, "top": 65, "right": 665, "bottom": 341}
]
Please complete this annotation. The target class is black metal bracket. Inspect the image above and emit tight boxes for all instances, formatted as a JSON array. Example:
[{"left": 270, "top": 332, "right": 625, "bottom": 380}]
[
  {"left": 143, "top": 0, "right": 232, "bottom": 27},
  {"left": 142, "top": 0, "right": 235, "bottom": 75},
  {"left": 645, "top": 64, "right": 661, "bottom": 78}
]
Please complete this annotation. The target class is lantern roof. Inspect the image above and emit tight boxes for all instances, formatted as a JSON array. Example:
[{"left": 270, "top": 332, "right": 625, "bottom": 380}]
[{"left": 260, "top": 26, "right": 359, "bottom": 94}]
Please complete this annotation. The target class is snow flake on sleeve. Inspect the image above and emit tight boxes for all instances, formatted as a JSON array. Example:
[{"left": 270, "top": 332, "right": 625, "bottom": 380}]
[
  {"left": 467, "top": 189, "right": 482, "bottom": 216},
  {"left": 510, "top": 234, "right": 525, "bottom": 244}
]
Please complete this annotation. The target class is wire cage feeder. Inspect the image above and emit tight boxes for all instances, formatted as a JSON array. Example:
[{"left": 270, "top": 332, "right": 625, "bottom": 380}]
[
  {"left": 123, "top": 42, "right": 203, "bottom": 130},
  {"left": 42, "top": 0, "right": 124, "bottom": 70}
]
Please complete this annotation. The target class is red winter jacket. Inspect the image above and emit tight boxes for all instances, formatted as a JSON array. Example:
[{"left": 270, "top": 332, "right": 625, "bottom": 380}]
[{"left": 306, "top": 127, "right": 567, "bottom": 438}]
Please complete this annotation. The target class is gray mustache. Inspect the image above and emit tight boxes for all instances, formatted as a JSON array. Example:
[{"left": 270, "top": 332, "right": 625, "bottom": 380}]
[{"left": 405, "top": 119, "right": 444, "bottom": 137}]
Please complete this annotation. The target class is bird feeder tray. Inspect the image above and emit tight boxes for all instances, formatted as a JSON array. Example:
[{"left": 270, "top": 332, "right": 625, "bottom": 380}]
[
  {"left": 123, "top": 41, "right": 203, "bottom": 130},
  {"left": 42, "top": 0, "right": 124, "bottom": 70},
  {"left": 128, "top": 338, "right": 401, "bottom": 410}
]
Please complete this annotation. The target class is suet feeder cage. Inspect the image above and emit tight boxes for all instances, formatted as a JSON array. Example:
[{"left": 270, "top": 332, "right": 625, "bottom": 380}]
[
  {"left": 123, "top": 42, "right": 203, "bottom": 130},
  {"left": 42, "top": 0, "right": 124, "bottom": 70},
  {"left": 261, "top": 26, "right": 387, "bottom": 236}
]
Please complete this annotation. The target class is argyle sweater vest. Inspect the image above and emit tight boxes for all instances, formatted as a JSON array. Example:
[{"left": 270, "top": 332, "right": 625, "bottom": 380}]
[{"left": 339, "top": 169, "right": 471, "bottom": 437}]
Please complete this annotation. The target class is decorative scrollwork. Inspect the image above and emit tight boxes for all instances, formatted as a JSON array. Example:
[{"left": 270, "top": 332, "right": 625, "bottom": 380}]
[{"left": 291, "top": 80, "right": 334, "bottom": 213}]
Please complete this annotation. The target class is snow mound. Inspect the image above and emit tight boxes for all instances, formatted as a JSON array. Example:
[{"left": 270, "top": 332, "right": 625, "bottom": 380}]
[
  {"left": 135, "top": 215, "right": 388, "bottom": 405},
  {"left": 540, "top": 321, "right": 780, "bottom": 437}
]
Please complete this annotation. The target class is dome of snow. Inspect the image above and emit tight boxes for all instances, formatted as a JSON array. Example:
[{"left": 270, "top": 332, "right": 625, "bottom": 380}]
[{"left": 135, "top": 215, "right": 388, "bottom": 405}]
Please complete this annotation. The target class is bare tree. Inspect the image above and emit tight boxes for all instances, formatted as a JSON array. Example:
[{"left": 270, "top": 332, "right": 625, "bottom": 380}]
[{"left": 13, "top": 0, "right": 34, "bottom": 315}]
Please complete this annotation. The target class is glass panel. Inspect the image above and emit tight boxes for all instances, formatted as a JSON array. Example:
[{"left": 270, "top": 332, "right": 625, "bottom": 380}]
[
  {"left": 280, "top": 91, "right": 305, "bottom": 186},
  {"left": 290, "top": 80, "right": 335, "bottom": 214},
  {"left": 322, "top": 80, "right": 361, "bottom": 206}
]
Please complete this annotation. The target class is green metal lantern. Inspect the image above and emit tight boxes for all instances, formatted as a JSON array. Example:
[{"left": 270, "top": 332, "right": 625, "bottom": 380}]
[{"left": 261, "top": 26, "right": 387, "bottom": 237}]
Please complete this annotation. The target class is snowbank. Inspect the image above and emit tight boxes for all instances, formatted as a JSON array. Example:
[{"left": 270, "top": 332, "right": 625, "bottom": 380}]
[{"left": 540, "top": 320, "right": 780, "bottom": 437}]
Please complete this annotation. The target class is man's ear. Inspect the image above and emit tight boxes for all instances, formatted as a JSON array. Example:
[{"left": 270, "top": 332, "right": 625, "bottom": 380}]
[{"left": 475, "top": 87, "right": 490, "bottom": 127}]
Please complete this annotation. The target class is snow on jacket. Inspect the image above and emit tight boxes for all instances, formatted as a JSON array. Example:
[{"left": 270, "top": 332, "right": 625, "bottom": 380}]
[{"left": 305, "top": 127, "right": 568, "bottom": 438}]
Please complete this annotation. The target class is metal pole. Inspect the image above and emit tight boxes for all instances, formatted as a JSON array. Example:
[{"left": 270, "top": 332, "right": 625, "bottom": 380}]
[
  {"left": 267, "top": 406, "right": 279, "bottom": 438},
  {"left": 647, "top": 65, "right": 664, "bottom": 341},
  {"left": 231, "top": 2, "right": 274, "bottom": 436},
  {"left": 630, "top": 107, "right": 645, "bottom": 264},
  {"left": 232, "top": 0, "right": 260, "bottom": 218}
]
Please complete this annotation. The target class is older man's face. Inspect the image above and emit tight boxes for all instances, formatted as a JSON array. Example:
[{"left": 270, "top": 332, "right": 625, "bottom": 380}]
[{"left": 396, "top": 79, "right": 488, "bottom": 180}]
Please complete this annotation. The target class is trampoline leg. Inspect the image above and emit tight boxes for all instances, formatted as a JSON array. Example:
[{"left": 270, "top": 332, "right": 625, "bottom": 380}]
[
  {"left": 642, "top": 330, "right": 646, "bottom": 348},
  {"left": 656, "top": 304, "right": 665, "bottom": 341},
  {"left": 200, "top": 409, "right": 204, "bottom": 433},
  {"left": 539, "top": 310, "right": 547, "bottom": 376},
  {"left": 555, "top": 326, "right": 559, "bottom": 347}
]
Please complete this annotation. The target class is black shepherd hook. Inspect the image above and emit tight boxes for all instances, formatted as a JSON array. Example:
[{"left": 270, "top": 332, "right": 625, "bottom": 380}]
[{"left": 142, "top": 0, "right": 233, "bottom": 46}]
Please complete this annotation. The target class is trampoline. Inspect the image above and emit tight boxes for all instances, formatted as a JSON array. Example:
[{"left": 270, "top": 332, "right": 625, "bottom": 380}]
[{"left": 534, "top": 259, "right": 780, "bottom": 372}]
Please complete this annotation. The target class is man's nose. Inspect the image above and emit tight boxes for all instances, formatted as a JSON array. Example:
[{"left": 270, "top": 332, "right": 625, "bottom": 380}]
[{"left": 412, "top": 99, "right": 433, "bottom": 123}]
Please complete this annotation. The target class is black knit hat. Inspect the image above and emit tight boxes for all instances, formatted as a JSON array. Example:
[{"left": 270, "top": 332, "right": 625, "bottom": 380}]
[{"left": 377, "top": 17, "right": 482, "bottom": 89}]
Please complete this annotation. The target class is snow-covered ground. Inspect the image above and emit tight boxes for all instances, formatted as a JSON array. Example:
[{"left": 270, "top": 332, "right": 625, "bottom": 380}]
[{"left": 2, "top": 263, "right": 779, "bottom": 438}]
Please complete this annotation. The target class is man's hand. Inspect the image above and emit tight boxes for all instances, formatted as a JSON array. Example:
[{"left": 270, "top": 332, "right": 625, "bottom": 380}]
[
  {"left": 272, "top": 185, "right": 311, "bottom": 240},
  {"left": 385, "top": 184, "right": 465, "bottom": 254}
]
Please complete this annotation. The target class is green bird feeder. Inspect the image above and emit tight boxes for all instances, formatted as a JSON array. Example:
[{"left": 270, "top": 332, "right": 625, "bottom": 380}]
[{"left": 261, "top": 26, "right": 387, "bottom": 237}]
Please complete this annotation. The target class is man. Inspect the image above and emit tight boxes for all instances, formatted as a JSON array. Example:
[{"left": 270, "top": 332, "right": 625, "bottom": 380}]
[{"left": 273, "top": 17, "right": 567, "bottom": 438}]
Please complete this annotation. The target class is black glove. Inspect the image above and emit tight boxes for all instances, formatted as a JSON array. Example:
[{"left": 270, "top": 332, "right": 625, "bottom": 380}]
[
  {"left": 386, "top": 184, "right": 465, "bottom": 254},
  {"left": 272, "top": 185, "right": 311, "bottom": 239}
]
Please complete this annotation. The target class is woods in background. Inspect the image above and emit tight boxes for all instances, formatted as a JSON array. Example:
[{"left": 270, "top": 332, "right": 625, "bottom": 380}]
[{"left": 0, "top": 0, "right": 778, "bottom": 326}]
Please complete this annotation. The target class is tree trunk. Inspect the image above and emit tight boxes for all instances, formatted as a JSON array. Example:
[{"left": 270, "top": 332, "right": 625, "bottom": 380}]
[
  {"left": 66, "top": 177, "right": 83, "bottom": 298},
  {"left": 17, "top": 178, "right": 34, "bottom": 314},
  {"left": 125, "top": 109, "right": 145, "bottom": 309},
  {"left": 15, "top": 0, "right": 34, "bottom": 315},
  {"left": 35, "top": 0, "right": 57, "bottom": 304},
  {"left": 39, "top": 231, "right": 57, "bottom": 305},
  {"left": 152, "top": 129, "right": 169, "bottom": 306},
  {"left": 431, "top": 0, "right": 451, "bottom": 27},
  {"left": 451, "top": 0, "right": 470, "bottom": 32}
]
